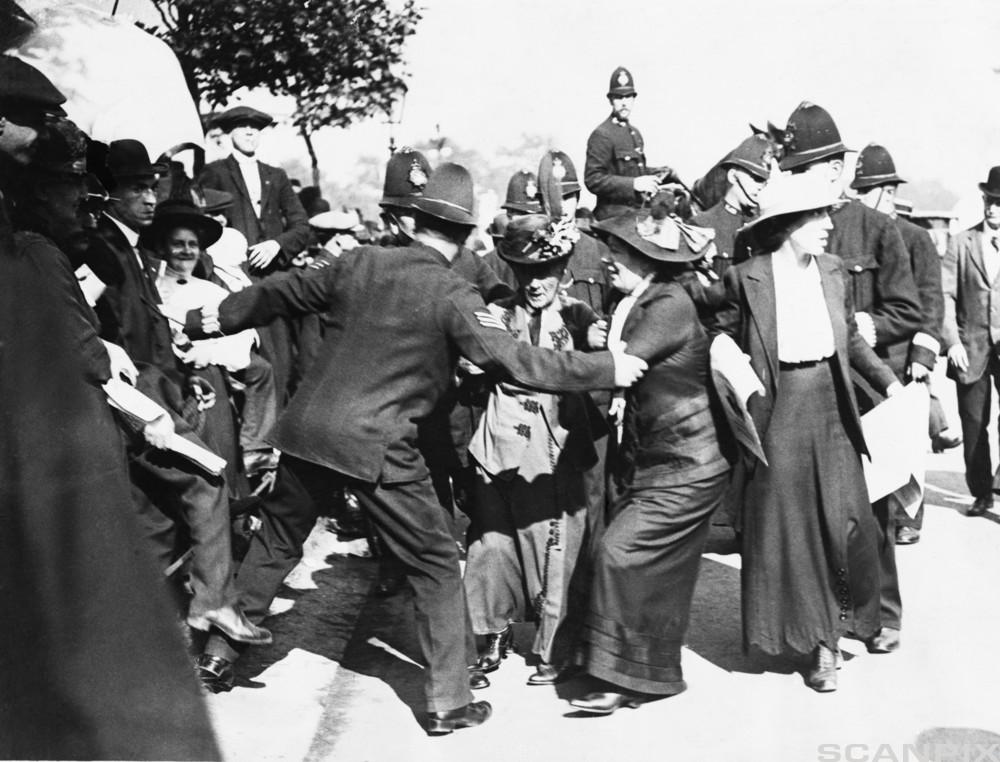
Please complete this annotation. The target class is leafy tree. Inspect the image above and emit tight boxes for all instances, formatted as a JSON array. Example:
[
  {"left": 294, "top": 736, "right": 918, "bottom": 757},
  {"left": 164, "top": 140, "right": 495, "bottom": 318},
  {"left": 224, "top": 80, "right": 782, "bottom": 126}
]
[{"left": 142, "top": 0, "right": 421, "bottom": 182}]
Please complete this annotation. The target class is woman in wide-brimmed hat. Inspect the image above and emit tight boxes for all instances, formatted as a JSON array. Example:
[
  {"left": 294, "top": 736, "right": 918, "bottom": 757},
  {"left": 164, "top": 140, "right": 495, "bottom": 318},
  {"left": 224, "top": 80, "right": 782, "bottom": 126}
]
[
  {"left": 569, "top": 199, "right": 731, "bottom": 714},
  {"left": 713, "top": 171, "right": 901, "bottom": 692},
  {"left": 464, "top": 213, "right": 609, "bottom": 687}
]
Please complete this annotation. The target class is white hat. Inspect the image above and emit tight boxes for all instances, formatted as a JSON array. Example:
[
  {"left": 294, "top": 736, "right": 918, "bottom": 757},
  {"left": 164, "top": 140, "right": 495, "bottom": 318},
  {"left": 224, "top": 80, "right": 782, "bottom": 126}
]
[
  {"left": 310, "top": 209, "right": 363, "bottom": 234},
  {"left": 742, "top": 172, "right": 842, "bottom": 232}
]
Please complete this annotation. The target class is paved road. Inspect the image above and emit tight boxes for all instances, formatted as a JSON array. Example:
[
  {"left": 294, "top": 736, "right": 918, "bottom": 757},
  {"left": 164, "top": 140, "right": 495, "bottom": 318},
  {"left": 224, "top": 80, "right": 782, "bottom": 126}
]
[{"left": 206, "top": 444, "right": 1000, "bottom": 762}]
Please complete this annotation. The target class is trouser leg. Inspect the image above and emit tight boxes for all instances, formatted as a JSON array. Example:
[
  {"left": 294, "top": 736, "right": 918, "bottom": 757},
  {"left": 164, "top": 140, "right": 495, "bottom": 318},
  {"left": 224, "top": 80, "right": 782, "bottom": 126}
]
[
  {"left": 956, "top": 371, "right": 993, "bottom": 498},
  {"left": 872, "top": 496, "right": 902, "bottom": 630},
  {"left": 204, "top": 454, "right": 331, "bottom": 662},
  {"left": 131, "top": 437, "right": 234, "bottom": 617},
  {"left": 232, "top": 354, "right": 278, "bottom": 454},
  {"left": 354, "top": 476, "right": 473, "bottom": 713}
]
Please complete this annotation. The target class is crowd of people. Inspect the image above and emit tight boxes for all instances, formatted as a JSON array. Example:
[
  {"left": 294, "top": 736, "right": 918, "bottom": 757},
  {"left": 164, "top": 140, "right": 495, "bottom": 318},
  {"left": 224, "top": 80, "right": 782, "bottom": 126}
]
[{"left": 3, "top": 48, "right": 996, "bottom": 755}]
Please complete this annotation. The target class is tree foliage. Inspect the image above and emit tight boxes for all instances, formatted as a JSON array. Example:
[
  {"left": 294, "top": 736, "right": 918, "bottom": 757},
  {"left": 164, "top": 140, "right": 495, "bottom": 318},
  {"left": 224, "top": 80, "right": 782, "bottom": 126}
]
[{"left": 143, "top": 0, "right": 421, "bottom": 135}]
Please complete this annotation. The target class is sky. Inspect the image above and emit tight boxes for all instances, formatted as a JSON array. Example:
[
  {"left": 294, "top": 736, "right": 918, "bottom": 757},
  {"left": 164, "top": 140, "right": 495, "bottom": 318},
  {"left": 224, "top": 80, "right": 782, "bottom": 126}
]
[{"left": 70, "top": 0, "right": 1000, "bottom": 214}]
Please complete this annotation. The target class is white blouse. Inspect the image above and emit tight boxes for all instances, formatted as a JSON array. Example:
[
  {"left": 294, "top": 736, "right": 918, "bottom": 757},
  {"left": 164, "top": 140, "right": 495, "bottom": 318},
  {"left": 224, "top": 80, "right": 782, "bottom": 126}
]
[{"left": 771, "top": 250, "right": 835, "bottom": 363}]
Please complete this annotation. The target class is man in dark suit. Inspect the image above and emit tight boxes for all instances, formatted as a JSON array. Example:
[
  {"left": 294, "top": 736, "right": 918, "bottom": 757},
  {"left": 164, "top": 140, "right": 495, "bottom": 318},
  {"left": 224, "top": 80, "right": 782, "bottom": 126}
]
[
  {"left": 584, "top": 66, "right": 676, "bottom": 221},
  {"left": 199, "top": 106, "right": 310, "bottom": 403},
  {"left": 93, "top": 139, "right": 269, "bottom": 647},
  {"left": 778, "top": 101, "right": 922, "bottom": 656},
  {"left": 942, "top": 166, "right": 1000, "bottom": 519},
  {"left": 186, "top": 163, "right": 647, "bottom": 734}
]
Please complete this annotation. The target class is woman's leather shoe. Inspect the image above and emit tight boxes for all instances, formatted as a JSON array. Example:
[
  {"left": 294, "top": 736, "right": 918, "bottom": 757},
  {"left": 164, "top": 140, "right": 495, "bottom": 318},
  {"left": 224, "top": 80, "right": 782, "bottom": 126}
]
[
  {"left": 468, "top": 665, "right": 490, "bottom": 690},
  {"left": 187, "top": 606, "right": 273, "bottom": 645},
  {"left": 569, "top": 691, "right": 647, "bottom": 715},
  {"left": 527, "top": 663, "right": 582, "bottom": 686},
  {"left": 476, "top": 625, "right": 513, "bottom": 673},
  {"left": 866, "top": 627, "right": 900, "bottom": 654},
  {"left": 426, "top": 701, "right": 492, "bottom": 735},
  {"left": 805, "top": 644, "right": 839, "bottom": 692}
]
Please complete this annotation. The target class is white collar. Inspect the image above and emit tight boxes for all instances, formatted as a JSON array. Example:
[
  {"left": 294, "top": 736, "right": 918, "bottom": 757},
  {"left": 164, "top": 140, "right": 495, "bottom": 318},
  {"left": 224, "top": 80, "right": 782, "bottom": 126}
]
[
  {"left": 105, "top": 212, "right": 140, "bottom": 248},
  {"left": 232, "top": 150, "right": 258, "bottom": 168}
]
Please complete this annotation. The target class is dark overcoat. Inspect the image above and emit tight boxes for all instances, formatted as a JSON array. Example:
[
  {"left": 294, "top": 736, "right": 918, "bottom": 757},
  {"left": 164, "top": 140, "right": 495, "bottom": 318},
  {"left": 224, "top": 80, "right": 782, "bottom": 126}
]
[{"left": 186, "top": 240, "right": 617, "bottom": 485}]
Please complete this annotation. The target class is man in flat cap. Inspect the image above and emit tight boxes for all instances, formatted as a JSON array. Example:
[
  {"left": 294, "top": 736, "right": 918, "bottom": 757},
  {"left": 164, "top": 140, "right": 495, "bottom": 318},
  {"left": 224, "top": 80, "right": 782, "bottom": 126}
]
[
  {"left": 779, "top": 101, "right": 922, "bottom": 657},
  {"left": 584, "top": 66, "right": 677, "bottom": 221},
  {"left": 199, "top": 105, "right": 310, "bottom": 404}
]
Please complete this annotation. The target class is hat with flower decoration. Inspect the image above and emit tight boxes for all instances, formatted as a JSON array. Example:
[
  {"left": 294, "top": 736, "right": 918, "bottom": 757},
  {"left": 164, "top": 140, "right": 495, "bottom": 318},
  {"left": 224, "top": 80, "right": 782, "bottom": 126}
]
[{"left": 497, "top": 213, "right": 579, "bottom": 266}]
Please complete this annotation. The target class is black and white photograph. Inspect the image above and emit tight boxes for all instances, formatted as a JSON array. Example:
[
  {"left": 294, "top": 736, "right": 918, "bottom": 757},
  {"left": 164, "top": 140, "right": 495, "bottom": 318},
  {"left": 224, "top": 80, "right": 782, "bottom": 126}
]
[{"left": 2, "top": 0, "right": 999, "bottom": 760}]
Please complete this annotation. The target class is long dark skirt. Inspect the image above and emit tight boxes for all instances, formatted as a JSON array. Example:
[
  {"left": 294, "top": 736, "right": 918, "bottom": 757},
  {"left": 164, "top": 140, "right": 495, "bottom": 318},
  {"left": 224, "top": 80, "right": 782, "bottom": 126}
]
[
  {"left": 580, "top": 471, "right": 728, "bottom": 694},
  {"left": 464, "top": 457, "right": 599, "bottom": 664},
  {"left": 742, "top": 359, "right": 881, "bottom": 656}
]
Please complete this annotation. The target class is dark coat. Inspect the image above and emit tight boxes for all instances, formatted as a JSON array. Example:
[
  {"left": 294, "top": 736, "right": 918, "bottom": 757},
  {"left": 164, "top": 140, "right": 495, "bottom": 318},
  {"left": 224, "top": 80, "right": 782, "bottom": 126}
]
[
  {"left": 896, "top": 215, "right": 943, "bottom": 371},
  {"left": 714, "top": 252, "right": 897, "bottom": 458},
  {"left": 94, "top": 213, "right": 174, "bottom": 370},
  {"left": 584, "top": 114, "right": 649, "bottom": 220},
  {"left": 186, "top": 240, "right": 616, "bottom": 484},
  {"left": 942, "top": 222, "right": 1000, "bottom": 385},
  {"left": 199, "top": 155, "right": 310, "bottom": 268},
  {"left": 616, "top": 280, "right": 729, "bottom": 489},
  {"left": 691, "top": 200, "right": 751, "bottom": 278},
  {"left": 828, "top": 200, "right": 921, "bottom": 372},
  {"left": 0, "top": 231, "right": 217, "bottom": 761}
]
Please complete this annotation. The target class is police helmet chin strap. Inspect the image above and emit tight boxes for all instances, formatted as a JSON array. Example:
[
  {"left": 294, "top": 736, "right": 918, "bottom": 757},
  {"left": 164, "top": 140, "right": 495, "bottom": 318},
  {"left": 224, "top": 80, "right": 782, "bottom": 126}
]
[{"left": 733, "top": 173, "right": 759, "bottom": 214}]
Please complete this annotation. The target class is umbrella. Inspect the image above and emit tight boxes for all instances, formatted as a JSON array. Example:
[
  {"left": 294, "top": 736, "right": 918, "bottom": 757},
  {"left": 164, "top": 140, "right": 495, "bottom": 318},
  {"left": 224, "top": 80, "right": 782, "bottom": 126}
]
[{"left": 12, "top": 1, "right": 203, "bottom": 159}]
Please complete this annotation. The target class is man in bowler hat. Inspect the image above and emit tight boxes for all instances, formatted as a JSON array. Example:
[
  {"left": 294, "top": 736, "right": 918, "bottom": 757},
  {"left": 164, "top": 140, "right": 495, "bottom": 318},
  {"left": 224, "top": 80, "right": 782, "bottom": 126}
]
[
  {"left": 185, "top": 163, "right": 648, "bottom": 733},
  {"left": 584, "top": 66, "right": 677, "bottom": 221},
  {"left": 942, "top": 166, "right": 1000, "bottom": 520}
]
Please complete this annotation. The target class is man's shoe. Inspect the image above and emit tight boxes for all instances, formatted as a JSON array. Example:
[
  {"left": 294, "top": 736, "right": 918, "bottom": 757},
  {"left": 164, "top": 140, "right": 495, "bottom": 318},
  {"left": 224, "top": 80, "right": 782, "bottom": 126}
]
[
  {"left": 468, "top": 666, "right": 490, "bottom": 690},
  {"left": 196, "top": 654, "right": 234, "bottom": 693},
  {"left": 187, "top": 606, "right": 273, "bottom": 645},
  {"left": 931, "top": 430, "right": 962, "bottom": 453},
  {"left": 969, "top": 495, "right": 994, "bottom": 517},
  {"left": 805, "top": 644, "right": 839, "bottom": 692},
  {"left": 426, "top": 701, "right": 492, "bottom": 735},
  {"left": 476, "top": 625, "right": 513, "bottom": 673},
  {"left": 895, "top": 526, "right": 920, "bottom": 545},
  {"left": 569, "top": 690, "right": 650, "bottom": 715},
  {"left": 866, "top": 627, "right": 900, "bottom": 654}
]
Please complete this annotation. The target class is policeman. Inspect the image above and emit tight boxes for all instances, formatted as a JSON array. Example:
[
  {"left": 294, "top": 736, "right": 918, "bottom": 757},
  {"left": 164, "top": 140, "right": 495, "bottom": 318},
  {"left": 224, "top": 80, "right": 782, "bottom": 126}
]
[
  {"left": 691, "top": 134, "right": 773, "bottom": 279},
  {"left": 538, "top": 149, "right": 613, "bottom": 315},
  {"left": 851, "top": 142, "right": 956, "bottom": 544},
  {"left": 483, "top": 170, "right": 543, "bottom": 287},
  {"left": 584, "top": 66, "right": 675, "bottom": 221},
  {"left": 379, "top": 146, "right": 432, "bottom": 244}
]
